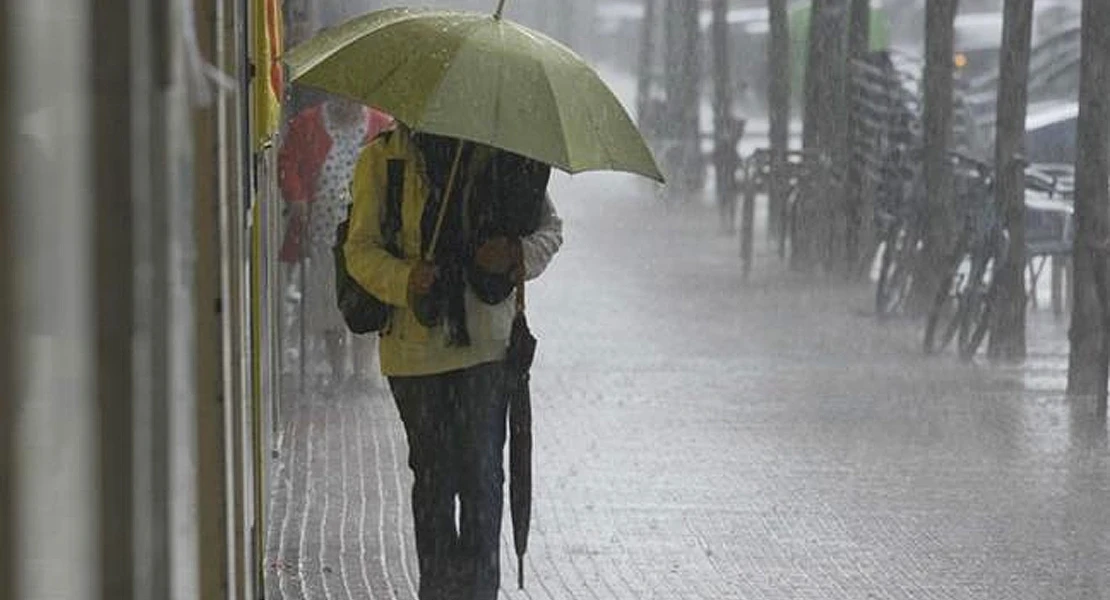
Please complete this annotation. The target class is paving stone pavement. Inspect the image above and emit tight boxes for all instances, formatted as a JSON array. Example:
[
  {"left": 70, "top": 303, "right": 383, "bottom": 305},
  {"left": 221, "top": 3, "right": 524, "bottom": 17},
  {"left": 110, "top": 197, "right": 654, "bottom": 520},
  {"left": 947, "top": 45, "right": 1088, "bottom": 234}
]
[{"left": 265, "top": 171, "right": 1110, "bottom": 600}]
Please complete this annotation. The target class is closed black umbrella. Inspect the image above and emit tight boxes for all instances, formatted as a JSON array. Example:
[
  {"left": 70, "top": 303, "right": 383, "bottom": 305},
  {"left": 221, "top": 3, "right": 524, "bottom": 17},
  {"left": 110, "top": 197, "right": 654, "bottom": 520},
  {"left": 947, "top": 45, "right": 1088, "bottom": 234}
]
[{"left": 505, "top": 284, "right": 536, "bottom": 589}]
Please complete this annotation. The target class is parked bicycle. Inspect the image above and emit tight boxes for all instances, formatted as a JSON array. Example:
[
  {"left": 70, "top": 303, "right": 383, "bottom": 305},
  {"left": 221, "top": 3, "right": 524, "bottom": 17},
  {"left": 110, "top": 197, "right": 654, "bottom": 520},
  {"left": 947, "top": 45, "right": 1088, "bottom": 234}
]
[
  {"left": 740, "top": 148, "right": 832, "bottom": 262},
  {"left": 922, "top": 152, "right": 998, "bottom": 358},
  {"left": 923, "top": 154, "right": 1072, "bottom": 359},
  {"left": 873, "top": 143, "right": 927, "bottom": 318}
]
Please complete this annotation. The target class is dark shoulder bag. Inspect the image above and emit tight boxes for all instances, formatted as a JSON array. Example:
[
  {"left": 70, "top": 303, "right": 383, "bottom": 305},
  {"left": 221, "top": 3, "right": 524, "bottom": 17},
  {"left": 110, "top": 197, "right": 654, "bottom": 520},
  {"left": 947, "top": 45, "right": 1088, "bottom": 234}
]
[{"left": 333, "top": 158, "right": 405, "bottom": 334}]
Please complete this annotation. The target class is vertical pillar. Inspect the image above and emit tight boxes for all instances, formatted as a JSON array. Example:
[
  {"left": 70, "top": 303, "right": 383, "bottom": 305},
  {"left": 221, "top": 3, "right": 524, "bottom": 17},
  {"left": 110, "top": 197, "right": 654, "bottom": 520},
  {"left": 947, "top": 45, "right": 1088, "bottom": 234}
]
[
  {"left": 131, "top": 0, "right": 175, "bottom": 596},
  {"left": 90, "top": 0, "right": 136, "bottom": 596},
  {"left": 193, "top": 0, "right": 231, "bottom": 596},
  {"left": 222, "top": 0, "right": 251, "bottom": 595}
]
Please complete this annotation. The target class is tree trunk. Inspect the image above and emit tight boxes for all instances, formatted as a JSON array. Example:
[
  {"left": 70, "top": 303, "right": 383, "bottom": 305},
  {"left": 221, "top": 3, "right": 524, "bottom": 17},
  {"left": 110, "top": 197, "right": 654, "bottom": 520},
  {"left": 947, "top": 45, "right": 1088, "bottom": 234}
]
[
  {"left": 910, "top": 0, "right": 959, "bottom": 314},
  {"left": 680, "top": 0, "right": 703, "bottom": 192},
  {"left": 801, "top": 2, "right": 824, "bottom": 151},
  {"left": 848, "top": 0, "right": 870, "bottom": 56},
  {"left": 636, "top": 0, "right": 657, "bottom": 131},
  {"left": 767, "top": 0, "right": 791, "bottom": 243},
  {"left": 1066, "top": 0, "right": 1110, "bottom": 411},
  {"left": 802, "top": 0, "right": 849, "bottom": 151},
  {"left": 797, "top": 0, "right": 849, "bottom": 271},
  {"left": 987, "top": 0, "right": 1034, "bottom": 362},
  {"left": 663, "top": 0, "right": 683, "bottom": 139},
  {"left": 825, "top": 1, "right": 851, "bottom": 274},
  {"left": 711, "top": 0, "right": 737, "bottom": 233},
  {"left": 663, "top": 0, "right": 703, "bottom": 193},
  {"left": 845, "top": 0, "right": 870, "bottom": 278},
  {"left": 797, "top": 0, "right": 822, "bottom": 269}
]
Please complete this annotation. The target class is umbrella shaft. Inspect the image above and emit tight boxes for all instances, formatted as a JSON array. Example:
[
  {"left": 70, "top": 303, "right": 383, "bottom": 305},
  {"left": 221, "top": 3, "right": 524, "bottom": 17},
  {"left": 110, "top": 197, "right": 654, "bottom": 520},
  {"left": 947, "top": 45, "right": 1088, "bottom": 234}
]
[
  {"left": 495, "top": 0, "right": 508, "bottom": 19},
  {"left": 424, "top": 140, "right": 467, "bottom": 261}
]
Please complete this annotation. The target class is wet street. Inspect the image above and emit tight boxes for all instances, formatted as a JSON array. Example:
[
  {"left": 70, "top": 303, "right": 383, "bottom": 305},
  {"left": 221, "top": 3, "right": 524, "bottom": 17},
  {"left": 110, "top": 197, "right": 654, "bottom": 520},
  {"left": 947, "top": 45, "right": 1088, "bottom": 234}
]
[{"left": 264, "top": 169, "right": 1109, "bottom": 600}]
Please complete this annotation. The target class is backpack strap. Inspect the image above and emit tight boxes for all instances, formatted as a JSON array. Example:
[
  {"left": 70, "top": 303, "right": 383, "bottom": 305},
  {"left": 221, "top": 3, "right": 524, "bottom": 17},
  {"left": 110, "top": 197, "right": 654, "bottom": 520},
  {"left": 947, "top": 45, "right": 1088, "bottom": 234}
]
[{"left": 382, "top": 158, "right": 405, "bottom": 257}]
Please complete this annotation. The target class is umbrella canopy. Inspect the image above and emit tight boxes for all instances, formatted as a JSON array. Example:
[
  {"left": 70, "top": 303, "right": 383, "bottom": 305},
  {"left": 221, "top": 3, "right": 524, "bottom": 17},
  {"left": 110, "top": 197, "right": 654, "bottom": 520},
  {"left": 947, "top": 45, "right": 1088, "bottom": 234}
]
[{"left": 284, "top": 6, "right": 664, "bottom": 182}]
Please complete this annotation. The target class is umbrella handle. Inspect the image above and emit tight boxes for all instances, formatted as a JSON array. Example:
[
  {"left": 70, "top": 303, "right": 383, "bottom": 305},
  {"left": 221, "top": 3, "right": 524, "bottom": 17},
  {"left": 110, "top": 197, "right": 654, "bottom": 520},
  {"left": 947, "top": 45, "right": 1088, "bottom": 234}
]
[{"left": 424, "top": 139, "right": 467, "bottom": 261}]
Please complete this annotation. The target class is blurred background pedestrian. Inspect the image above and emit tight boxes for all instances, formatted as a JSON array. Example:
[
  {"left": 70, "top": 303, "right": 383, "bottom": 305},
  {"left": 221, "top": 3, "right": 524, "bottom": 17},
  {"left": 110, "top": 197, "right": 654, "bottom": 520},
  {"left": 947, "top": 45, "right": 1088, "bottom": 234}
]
[{"left": 278, "top": 96, "right": 392, "bottom": 393}]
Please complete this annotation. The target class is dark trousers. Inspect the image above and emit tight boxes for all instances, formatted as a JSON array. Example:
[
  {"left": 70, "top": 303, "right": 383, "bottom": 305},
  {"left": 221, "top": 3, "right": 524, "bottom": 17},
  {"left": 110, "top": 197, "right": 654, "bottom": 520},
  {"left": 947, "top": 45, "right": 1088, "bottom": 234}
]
[{"left": 388, "top": 361, "right": 509, "bottom": 600}]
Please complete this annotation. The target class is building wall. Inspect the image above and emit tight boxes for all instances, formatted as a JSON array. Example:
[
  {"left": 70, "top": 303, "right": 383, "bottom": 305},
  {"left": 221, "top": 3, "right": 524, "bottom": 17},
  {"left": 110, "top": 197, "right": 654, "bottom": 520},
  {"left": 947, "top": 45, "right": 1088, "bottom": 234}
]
[
  {"left": 10, "top": 2, "right": 97, "bottom": 596},
  {"left": 6, "top": 2, "right": 205, "bottom": 598}
]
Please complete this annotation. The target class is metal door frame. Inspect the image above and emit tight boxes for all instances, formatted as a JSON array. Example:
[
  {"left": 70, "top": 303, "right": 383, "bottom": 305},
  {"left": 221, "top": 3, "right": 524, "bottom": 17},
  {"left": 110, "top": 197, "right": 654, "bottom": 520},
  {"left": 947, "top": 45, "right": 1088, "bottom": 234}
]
[{"left": 0, "top": 1, "right": 14, "bottom": 598}]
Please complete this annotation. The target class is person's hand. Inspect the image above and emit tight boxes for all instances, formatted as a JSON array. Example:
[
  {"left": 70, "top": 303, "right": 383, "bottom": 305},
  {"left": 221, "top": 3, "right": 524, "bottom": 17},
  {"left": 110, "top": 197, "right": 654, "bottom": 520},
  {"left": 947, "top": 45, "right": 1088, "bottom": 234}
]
[
  {"left": 474, "top": 237, "right": 522, "bottom": 275},
  {"left": 407, "top": 262, "right": 438, "bottom": 296}
]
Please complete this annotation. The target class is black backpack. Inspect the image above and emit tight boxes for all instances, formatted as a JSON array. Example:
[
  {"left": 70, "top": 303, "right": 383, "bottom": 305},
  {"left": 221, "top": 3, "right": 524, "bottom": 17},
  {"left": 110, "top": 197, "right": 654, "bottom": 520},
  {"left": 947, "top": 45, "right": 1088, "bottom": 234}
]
[{"left": 333, "top": 158, "right": 405, "bottom": 334}]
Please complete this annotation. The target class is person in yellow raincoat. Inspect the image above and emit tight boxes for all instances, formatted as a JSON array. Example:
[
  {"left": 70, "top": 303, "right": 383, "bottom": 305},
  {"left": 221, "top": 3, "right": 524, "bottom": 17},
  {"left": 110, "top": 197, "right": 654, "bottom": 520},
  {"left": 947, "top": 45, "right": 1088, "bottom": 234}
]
[{"left": 344, "top": 124, "right": 562, "bottom": 600}]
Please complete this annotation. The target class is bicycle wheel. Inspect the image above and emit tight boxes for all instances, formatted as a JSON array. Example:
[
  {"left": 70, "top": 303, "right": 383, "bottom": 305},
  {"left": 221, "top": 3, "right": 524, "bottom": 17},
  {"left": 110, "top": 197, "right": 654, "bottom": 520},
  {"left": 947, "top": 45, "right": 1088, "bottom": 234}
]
[
  {"left": 957, "top": 250, "right": 1000, "bottom": 361},
  {"left": 875, "top": 224, "right": 918, "bottom": 317},
  {"left": 923, "top": 235, "right": 971, "bottom": 354}
]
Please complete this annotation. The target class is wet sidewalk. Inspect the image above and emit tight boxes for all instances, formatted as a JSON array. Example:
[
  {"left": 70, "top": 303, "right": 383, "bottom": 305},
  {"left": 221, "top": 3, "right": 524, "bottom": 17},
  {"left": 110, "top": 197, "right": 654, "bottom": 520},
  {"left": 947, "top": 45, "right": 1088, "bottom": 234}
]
[{"left": 265, "top": 172, "right": 1109, "bottom": 600}]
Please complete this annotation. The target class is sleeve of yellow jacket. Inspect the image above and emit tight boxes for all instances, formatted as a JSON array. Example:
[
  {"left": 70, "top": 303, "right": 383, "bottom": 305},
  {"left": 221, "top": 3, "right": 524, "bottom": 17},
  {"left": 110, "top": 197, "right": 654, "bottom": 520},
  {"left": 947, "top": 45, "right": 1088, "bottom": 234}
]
[{"left": 345, "top": 140, "right": 414, "bottom": 308}]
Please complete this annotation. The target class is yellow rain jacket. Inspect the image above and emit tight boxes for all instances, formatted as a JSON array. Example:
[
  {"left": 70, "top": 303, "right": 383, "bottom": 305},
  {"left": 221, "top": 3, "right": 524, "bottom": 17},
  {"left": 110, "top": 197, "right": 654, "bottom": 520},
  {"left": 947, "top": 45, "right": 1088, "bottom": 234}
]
[{"left": 346, "top": 128, "right": 563, "bottom": 377}]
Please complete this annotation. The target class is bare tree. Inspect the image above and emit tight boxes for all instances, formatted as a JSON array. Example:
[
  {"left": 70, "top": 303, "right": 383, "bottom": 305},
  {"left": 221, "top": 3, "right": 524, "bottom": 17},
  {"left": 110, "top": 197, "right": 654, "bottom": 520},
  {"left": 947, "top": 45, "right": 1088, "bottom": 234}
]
[
  {"left": 1067, "top": 0, "right": 1110, "bottom": 412},
  {"left": 987, "top": 0, "right": 1035, "bottom": 361},
  {"left": 911, "top": 0, "right": 959, "bottom": 314}
]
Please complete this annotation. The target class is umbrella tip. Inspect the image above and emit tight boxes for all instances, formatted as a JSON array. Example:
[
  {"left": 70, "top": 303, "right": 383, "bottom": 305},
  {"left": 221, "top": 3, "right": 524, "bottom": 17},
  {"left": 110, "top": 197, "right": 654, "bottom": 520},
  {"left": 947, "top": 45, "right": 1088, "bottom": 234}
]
[
  {"left": 517, "top": 557, "right": 524, "bottom": 589},
  {"left": 494, "top": 0, "right": 508, "bottom": 19}
]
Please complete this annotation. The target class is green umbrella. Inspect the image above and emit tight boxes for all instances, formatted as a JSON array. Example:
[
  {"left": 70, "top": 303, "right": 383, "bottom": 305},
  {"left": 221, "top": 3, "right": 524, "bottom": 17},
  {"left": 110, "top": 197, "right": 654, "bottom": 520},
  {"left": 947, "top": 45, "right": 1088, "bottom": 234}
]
[{"left": 283, "top": 4, "right": 664, "bottom": 182}]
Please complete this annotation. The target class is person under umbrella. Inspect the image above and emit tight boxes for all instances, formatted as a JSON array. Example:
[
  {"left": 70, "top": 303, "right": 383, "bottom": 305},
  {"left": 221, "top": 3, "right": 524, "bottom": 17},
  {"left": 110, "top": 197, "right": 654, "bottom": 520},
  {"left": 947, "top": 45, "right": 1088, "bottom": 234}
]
[
  {"left": 345, "top": 124, "right": 561, "bottom": 600},
  {"left": 287, "top": 5, "right": 663, "bottom": 597}
]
